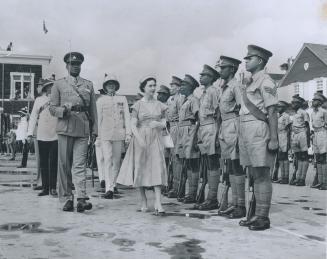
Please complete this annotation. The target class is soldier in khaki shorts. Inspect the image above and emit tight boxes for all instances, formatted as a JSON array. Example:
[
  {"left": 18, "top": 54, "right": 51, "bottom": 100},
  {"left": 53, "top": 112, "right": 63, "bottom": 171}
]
[
  {"left": 290, "top": 95, "right": 310, "bottom": 186},
  {"left": 238, "top": 45, "right": 278, "bottom": 231},
  {"left": 311, "top": 93, "right": 327, "bottom": 190},
  {"left": 50, "top": 52, "right": 98, "bottom": 213},
  {"left": 216, "top": 56, "right": 246, "bottom": 218},
  {"left": 176, "top": 75, "right": 200, "bottom": 203},
  {"left": 196, "top": 65, "right": 221, "bottom": 210}
]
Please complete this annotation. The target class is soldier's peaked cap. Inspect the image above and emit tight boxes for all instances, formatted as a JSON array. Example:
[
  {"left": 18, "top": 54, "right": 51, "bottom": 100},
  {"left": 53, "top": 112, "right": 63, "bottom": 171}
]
[
  {"left": 64, "top": 52, "right": 84, "bottom": 64},
  {"left": 244, "top": 45, "right": 273, "bottom": 61},
  {"left": 200, "top": 64, "right": 220, "bottom": 80},
  {"left": 277, "top": 100, "right": 289, "bottom": 107},
  {"left": 157, "top": 85, "right": 170, "bottom": 95},
  {"left": 218, "top": 56, "right": 242, "bottom": 67},
  {"left": 170, "top": 76, "right": 183, "bottom": 86},
  {"left": 42, "top": 78, "right": 54, "bottom": 89},
  {"left": 313, "top": 92, "right": 327, "bottom": 102},
  {"left": 292, "top": 95, "right": 305, "bottom": 103},
  {"left": 183, "top": 74, "right": 199, "bottom": 89}
]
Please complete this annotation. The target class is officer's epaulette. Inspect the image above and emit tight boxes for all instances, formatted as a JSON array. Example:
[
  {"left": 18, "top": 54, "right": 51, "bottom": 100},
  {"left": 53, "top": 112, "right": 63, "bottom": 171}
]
[{"left": 79, "top": 77, "right": 92, "bottom": 84}]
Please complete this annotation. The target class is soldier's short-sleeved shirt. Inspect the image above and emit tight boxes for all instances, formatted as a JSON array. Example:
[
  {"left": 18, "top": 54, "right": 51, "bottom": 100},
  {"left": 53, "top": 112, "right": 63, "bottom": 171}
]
[
  {"left": 219, "top": 78, "right": 242, "bottom": 116},
  {"left": 311, "top": 107, "right": 327, "bottom": 129},
  {"left": 239, "top": 70, "right": 278, "bottom": 116},
  {"left": 179, "top": 94, "right": 200, "bottom": 122},
  {"left": 292, "top": 108, "right": 309, "bottom": 128},
  {"left": 166, "top": 94, "right": 184, "bottom": 122},
  {"left": 199, "top": 85, "right": 220, "bottom": 122},
  {"left": 278, "top": 112, "right": 291, "bottom": 132}
]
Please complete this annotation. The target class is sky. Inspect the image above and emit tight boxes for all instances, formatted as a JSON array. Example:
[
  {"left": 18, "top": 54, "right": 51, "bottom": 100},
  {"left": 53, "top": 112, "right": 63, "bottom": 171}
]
[{"left": 0, "top": 0, "right": 326, "bottom": 94}]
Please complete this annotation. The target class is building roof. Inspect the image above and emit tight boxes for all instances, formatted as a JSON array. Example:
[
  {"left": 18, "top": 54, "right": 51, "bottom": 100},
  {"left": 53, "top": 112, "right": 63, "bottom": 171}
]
[
  {"left": 279, "top": 43, "right": 327, "bottom": 87},
  {"left": 0, "top": 51, "right": 52, "bottom": 65}
]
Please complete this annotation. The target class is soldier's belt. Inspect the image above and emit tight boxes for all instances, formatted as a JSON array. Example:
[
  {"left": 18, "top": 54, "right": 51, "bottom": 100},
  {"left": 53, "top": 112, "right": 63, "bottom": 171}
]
[
  {"left": 221, "top": 112, "right": 238, "bottom": 121},
  {"left": 71, "top": 105, "right": 89, "bottom": 112},
  {"left": 292, "top": 126, "right": 306, "bottom": 134},
  {"left": 240, "top": 114, "right": 266, "bottom": 122},
  {"left": 178, "top": 120, "right": 196, "bottom": 127},
  {"left": 169, "top": 121, "right": 179, "bottom": 127},
  {"left": 199, "top": 117, "right": 216, "bottom": 126}
]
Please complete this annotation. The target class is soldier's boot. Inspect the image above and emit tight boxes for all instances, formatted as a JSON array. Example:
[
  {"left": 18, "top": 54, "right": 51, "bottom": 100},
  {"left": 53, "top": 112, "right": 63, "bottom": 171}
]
[
  {"left": 251, "top": 170, "right": 272, "bottom": 231},
  {"left": 183, "top": 170, "right": 198, "bottom": 204},
  {"left": 312, "top": 164, "right": 322, "bottom": 188},
  {"left": 76, "top": 198, "right": 92, "bottom": 213},
  {"left": 198, "top": 170, "right": 219, "bottom": 210},
  {"left": 319, "top": 164, "right": 327, "bottom": 190},
  {"left": 229, "top": 175, "right": 246, "bottom": 219}
]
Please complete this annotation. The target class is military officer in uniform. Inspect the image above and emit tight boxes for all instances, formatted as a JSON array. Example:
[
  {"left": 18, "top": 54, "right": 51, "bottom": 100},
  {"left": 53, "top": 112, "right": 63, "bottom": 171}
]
[
  {"left": 238, "top": 45, "right": 278, "bottom": 231},
  {"left": 176, "top": 75, "right": 200, "bottom": 203},
  {"left": 311, "top": 93, "right": 327, "bottom": 190},
  {"left": 216, "top": 56, "right": 246, "bottom": 218},
  {"left": 166, "top": 76, "right": 185, "bottom": 198},
  {"left": 276, "top": 101, "right": 292, "bottom": 184},
  {"left": 49, "top": 52, "right": 98, "bottom": 212},
  {"left": 97, "top": 76, "right": 131, "bottom": 199},
  {"left": 157, "top": 85, "right": 171, "bottom": 104},
  {"left": 196, "top": 65, "right": 221, "bottom": 210},
  {"left": 290, "top": 95, "right": 310, "bottom": 186}
]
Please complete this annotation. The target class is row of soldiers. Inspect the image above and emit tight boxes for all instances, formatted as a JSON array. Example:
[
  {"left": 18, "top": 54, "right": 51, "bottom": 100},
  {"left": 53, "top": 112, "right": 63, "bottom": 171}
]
[{"left": 156, "top": 44, "right": 327, "bottom": 231}]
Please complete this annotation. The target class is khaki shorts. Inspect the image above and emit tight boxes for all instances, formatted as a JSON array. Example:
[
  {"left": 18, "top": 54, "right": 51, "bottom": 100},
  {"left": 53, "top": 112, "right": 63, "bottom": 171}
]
[
  {"left": 291, "top": 131, "right": 308, "bottom": 153},
  {"left": 313, "top": 129, "right": 327, "bottom": 154},
  {"left": 177, "top": 125, "right": 200, "bottom": 159},
  {"left": 239, "top": 120, "right": 274, "bottom": 167},
  {"left": 219, "top": 117, "right": 239, "bottom": 160},
  {"left": 278, "top": 131, "right": 288, "bottom": 152},
  {"left": 169, "top": 124, "right": 179, "bottom": 155},
  {"left": 197, "top": 123, "right": 219, "bottom": 155}
]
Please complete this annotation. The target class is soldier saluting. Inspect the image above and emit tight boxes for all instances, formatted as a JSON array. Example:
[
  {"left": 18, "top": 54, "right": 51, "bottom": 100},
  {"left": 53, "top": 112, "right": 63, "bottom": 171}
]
[
  {"left": 50, "top": 52, "right": 98, "bottom": 212},
  {"left": 238, "top": 45, "right": 278, "bottom": 231}
]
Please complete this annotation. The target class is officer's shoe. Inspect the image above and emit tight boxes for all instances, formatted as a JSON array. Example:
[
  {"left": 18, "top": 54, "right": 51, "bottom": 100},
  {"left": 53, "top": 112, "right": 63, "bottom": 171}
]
[
  {"left": 311, "top": 183, "right": 321, "bottom": 189},
  {"left": 289, "top": 179, "right": 297, "bottom": 185},
  {"left": 77, "top": 199, "right": 92, "bottom": 213},
  {"left": 248, "top": 216, "right": 270, "bottom": 231},
  {"left": 229, "top": 206, "right": 246, "bottom": 219},
  {"left": 280, "top": 179, "right": 289, "bottom": 184},
  {"left": 218, "top": 205, "right": 235, "bottom": 216},
  {"left": 319, "top": 185, "right": 327, "bottom": 190},
  {"left": 296, "top": 180, "right": 305, "bottom": 186},
  {"left": 239, "top": 216, "right": 258, "bottom": 227},
  {"left": 167, "top": 190, "right": 178, "bottom": 198},
  {"left": 38, "top": 190, "right": 49, "bottom": 196},
  {"left": 103, "top": 191, "right": 114, "bottom": 199},
  {"left": 177, "top": 196, "right": 185, "bottom": 202},
  {"left": 50, "top": 189, "right": 58, "bottom": 197},
  {"left": 63, "top": 200, "right": 74, "bottom": 212},
  {"left": 100, "top": 180, "right": 105, "bottom": 189},
  {"left": 198, "top": 199, "right": 219, "bottom": 211},
  {"left": 183, "top": 195, "right": 196, "bottom": 204},
  {"left": 114, "top": 187, "right": 119, "bottom": 194}
]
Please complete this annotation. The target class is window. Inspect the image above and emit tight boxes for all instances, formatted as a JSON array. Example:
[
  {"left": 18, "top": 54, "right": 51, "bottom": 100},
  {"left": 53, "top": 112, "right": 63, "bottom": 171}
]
[
  {"left": 316, "top": 79, "right": 324, "bottom": 91},
  {"left": 10, "top": 72, "right": 35, "bottom": 100},
  {"left": 294, "top": 83, "right": 299, "bottom": 95}
]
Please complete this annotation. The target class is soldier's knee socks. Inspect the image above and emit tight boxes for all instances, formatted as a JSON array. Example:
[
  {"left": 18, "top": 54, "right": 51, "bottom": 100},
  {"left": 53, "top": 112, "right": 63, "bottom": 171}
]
[
  {"left": 172, "top": 157, "right": 182, "bottom": 191},
  {"left": 207, "top": 170, "right": 220, "bottom": 201},
  {"left": 234, "top": 175, "right": 245, "bottom": 207},
  {"left": 321, "top": 153, "right": 327, "bottom": 187},
  {"left": 284, "top": 160, "right": 290, "bottom": 181},
  {"left": 229, "top": 174, "right": 237, "bottom": 206},
  {"left": 253, "top": 168, "right": 272, "bottom": 217},
  {"left": 192, "top": 170, "right": 199, "bottom": 196}
]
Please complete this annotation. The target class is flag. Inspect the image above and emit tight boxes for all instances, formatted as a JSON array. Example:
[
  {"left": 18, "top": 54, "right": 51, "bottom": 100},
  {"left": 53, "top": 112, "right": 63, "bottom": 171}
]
[
  {"left": 43, "top": 20, "right": 48, "bottom": 34},
  {"left": 6, "top": 42, "right": 12, "bottom": 51}
]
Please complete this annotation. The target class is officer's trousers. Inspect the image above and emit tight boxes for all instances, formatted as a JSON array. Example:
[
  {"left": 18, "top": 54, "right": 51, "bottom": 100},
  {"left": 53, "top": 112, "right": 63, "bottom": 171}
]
[
  {"left": 95, "top": 140, "right": 105, "bottom": 183},
  {"left": 101, "top": 140, "right": 123, "bottom": 192},
  {"left": 57, "top": 135, "right": 88, "bottom": 202}
]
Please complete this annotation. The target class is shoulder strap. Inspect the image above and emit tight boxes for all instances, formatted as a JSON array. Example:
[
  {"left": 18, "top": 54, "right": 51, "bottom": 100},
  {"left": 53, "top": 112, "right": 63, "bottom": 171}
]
[
  {"left": 37, "top": 102, "right": 50, "bottom": 120},
  {"left": 71, "top": 85, "right": 91, "bottom": 120},
  {"left": 242, "top": 85, "right": 268, "bottom": 123}
]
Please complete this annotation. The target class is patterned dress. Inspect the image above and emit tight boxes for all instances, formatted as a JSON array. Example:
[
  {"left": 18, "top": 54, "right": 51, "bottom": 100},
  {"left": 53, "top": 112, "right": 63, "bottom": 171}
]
[{"left": 117, "top": 98, "right": 168, "bottom": 187}]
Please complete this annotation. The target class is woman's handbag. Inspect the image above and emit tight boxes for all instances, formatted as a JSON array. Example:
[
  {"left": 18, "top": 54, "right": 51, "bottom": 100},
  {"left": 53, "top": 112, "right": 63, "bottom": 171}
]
[{"left": 162, "top": 127, "right": 174, "bottom": 148}]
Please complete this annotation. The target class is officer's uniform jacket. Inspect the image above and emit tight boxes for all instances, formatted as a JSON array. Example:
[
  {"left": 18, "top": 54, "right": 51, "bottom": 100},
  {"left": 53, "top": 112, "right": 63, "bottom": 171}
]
[
  {"left": 96, "top": 94, "right": 131, "bottom": 141},
  {"left": 49, "top": 76, "right": 98, "bottom": 138},
  {"left": 311, "top": 107, "right": 327, "bottom": 154},
  {"left": 166, "top": 94, "right": 184, "bottom": 123}
]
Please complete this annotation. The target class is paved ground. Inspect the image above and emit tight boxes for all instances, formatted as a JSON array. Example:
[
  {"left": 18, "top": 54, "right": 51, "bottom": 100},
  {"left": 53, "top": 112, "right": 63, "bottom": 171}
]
[{"left": 0, "top": 154, "right": 326, "bottom": 259}]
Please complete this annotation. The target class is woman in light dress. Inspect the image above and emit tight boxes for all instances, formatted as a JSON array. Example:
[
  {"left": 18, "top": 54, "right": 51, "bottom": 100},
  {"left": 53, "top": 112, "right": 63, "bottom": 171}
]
[{"left": 117, "top": 77, "right": 168, "bottom": 215}]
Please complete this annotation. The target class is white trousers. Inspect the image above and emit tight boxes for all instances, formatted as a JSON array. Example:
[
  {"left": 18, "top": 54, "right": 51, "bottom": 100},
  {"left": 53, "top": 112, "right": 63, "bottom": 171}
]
[
  {"left": 95, "top": 140, "right": 104, "bottom": 183},
  {"left": 101, "top": 140, "right": 123, "bottom": 192}
]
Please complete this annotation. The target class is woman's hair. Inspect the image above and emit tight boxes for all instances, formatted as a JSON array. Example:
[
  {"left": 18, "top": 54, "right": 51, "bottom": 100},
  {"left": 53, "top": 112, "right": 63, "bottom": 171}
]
[{"left": 139, "top": 77, "right": 156, "bottom": 93}]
